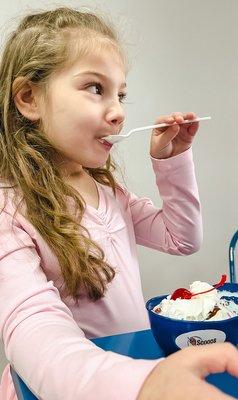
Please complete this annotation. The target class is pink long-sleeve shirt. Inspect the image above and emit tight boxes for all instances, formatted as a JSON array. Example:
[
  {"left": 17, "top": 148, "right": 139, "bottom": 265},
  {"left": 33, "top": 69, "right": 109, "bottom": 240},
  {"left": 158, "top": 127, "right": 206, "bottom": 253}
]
[{"left": 0, "top": 148, "right": 202, "bottom": 400}]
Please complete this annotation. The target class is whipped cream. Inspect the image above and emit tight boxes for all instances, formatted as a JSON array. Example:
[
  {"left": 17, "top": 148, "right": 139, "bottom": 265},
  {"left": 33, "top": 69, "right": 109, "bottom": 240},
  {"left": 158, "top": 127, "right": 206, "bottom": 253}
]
[{"left": 153, "top": 280, "right": 238, "bottom": 321}]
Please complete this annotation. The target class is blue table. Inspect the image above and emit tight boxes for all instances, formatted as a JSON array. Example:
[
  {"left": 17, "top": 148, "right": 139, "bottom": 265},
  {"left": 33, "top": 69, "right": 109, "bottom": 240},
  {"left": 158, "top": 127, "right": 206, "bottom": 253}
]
[{"left": 11, "top": 329, "right": 238, "bottom": 399}]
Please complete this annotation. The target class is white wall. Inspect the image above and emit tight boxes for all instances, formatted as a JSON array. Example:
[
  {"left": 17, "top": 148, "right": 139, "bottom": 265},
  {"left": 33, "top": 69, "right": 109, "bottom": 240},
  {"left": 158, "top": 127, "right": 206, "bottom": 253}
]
[{"left": 0, "top": 0, "right": 237, "bottom": 376}]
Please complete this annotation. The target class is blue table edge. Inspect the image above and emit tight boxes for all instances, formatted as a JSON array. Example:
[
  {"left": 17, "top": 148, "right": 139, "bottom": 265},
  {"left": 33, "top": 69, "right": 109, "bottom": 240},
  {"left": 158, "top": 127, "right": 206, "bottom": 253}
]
[{"left": 10, "top": 329, "right": 238, "bottom": 399}]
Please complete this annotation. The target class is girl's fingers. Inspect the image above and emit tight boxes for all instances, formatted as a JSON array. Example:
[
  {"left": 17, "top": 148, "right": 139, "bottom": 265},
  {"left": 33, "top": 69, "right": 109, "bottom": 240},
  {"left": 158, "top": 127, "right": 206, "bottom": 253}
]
[
  {"left": 171, "top": 112, "right": 184, "bottom": 123},
  {"left": 172, "top": 112, "right": 199, "bottom": 135},
  {"left": 153, "top": 114, "right": 181, "bottom": 135},
  {"left": 176, "top": 343, "right": 238, "bottom": 378},
  {"left": 153, "top": 112, "right": 198, "bottom": 140},
  {"left": 153, "top": 123, "right": 179, "bottom": 136},
  {"left": 154, "top": 112, "right": 197, "bottom": 128},
  {"left": 154, "top": 115, "right": 175, "bottom": 125},
  {"left": 182, "top": 112, "right": 196, "bottom": 120}
]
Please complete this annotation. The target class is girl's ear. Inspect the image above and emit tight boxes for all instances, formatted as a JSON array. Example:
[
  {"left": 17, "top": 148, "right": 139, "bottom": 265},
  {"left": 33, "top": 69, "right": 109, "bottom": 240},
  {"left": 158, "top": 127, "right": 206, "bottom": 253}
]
[{"left": 12, "top": 77, "right": 42, "bottom": 121}]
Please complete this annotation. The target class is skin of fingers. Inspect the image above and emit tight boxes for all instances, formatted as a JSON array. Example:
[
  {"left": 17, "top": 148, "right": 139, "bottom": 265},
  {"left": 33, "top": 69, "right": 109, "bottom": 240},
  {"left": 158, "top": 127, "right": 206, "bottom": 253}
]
[
  {"left": 183, "top": 343, "right": 238, "bottom": 378},
  {"left": 150, "top": 130, "right": 179, "bottom": 159},
  {"left": 172, "top": 111, "right": 197, "bottom": 121},
  {"left": 150, "top": 116, "right": 180, "bottom": 159},
  {"left": 152, "top": 114, "right": 180, "bottom": 138},
  {"left": 137, "top": 366, "right": 235, "bottom": 400},
  {"left": 155, "top": 112, "right": 196, "bottom": 128},
  {"left": 152, "top": 116, "right": 176, "bottom": 135},
  {"left": 171, "top": 112, "right": 184, "bottom": 124},
  {"left": 170, "top": 112, "right": 199, "bottom": 149},
  {"left": 150, "top": 112, "right": 199, "bottom": 159},
  {"left": 183, "top": 111, "right": 196, "bottom": 120},
  {"left": 178, "top": 120, "right": 199, "bottom": 141},
  {"left": 153, "top": 112, "right": 197, "bottom": 137},
  {"left": 179, "top": 112, "right": 199, "bottom": 137},
  {"left": 172, "top": 112, "right": 198, "bottom": 134},
  {"left": 156, "top": 369, "right": 236, "bottom": 400},
  {"left": 150, "top": 130, "right": 178, "bottom": 158},
  {"left": 137, "top": 343, "right": 238, "bottom": 400}
]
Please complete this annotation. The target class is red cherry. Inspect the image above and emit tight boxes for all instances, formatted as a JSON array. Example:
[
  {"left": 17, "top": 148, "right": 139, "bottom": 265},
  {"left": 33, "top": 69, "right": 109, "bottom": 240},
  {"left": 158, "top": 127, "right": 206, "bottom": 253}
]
[
  {"left": 170, "top": 274, "right": 227, "bottom": 301},
  {"left": 171, "top": 288, "right": 192, "bottom": 300}
]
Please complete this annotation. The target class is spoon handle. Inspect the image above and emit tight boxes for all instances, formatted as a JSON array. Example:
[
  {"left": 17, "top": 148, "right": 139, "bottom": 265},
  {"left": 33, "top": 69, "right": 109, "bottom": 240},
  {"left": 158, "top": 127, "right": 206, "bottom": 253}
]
[
  {"left": 130, "top": 116, "right": 211, "bottom": 135},
  {"left": 190, "top": 274, "right": 227, "bottom": 297}
]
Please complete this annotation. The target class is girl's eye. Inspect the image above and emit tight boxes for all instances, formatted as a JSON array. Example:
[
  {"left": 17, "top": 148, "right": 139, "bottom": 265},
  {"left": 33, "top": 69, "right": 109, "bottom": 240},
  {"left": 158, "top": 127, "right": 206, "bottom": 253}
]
[
  {"left": 85, "top": 83, "right": 127, "bottom": 103},
  {"left": 119, "top": 93, "right": 127, "bottom": 103},
  {"left": 86, "top": 83, "right": 103, "bottom": 95}
]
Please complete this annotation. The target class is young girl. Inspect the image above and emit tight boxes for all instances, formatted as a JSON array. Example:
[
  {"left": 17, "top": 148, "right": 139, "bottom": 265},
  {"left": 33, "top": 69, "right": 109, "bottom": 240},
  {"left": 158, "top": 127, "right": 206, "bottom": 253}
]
[{"left": 0, "top": 6, "right": 237, "bottom": 400}]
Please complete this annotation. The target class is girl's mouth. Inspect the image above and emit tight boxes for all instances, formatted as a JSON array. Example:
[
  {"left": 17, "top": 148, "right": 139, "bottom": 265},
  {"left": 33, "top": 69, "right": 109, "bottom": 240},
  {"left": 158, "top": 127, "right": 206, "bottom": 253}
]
[{"left": 97, "top": 138, "right": 113, "bottom": 150}]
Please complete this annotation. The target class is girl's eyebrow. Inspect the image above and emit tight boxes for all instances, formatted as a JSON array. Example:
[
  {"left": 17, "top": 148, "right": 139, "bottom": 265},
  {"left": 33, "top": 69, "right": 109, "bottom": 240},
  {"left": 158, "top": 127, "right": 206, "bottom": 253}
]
[{"left": 73, "top": 71, "right": 127, "bottom": 89}]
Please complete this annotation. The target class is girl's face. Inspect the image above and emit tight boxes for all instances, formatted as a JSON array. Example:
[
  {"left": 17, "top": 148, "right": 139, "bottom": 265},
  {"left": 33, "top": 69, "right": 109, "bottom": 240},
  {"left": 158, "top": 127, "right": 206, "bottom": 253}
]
[{"left": 41, "top": 47, "right": 126, "bottom": 176}]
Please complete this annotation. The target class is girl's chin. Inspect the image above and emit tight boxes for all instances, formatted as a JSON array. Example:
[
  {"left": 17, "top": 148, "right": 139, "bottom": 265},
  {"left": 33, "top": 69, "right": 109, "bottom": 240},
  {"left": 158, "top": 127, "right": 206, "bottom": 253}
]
[{"left": 83, "top": 158, "right": 109, "bottom": 169}]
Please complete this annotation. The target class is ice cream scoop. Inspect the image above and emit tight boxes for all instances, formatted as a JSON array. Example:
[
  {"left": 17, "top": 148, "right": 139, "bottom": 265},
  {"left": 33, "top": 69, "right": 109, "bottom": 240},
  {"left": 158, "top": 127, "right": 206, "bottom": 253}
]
[{"left": 171, "top": 274, "right": 227, "bottom": 300}]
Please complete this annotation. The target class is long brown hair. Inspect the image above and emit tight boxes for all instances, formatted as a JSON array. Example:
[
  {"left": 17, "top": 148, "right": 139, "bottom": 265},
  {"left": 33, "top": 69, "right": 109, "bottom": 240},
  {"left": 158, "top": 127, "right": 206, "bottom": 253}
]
[{"left": 0, "top": 7, "right": 126, "bottom": 301}]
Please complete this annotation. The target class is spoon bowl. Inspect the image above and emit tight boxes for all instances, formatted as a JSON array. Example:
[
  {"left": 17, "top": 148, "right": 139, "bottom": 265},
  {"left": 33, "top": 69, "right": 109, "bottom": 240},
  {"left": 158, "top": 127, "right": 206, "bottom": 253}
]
[{"left": 102, "top": 116, "right": 211, "bottom": 144}]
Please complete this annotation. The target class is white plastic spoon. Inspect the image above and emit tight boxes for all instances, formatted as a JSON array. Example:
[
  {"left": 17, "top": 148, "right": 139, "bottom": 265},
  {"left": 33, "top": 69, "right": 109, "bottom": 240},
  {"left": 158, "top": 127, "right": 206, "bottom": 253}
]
[{"left": 102, "top": 116, "right": 211, "bottom": 144}]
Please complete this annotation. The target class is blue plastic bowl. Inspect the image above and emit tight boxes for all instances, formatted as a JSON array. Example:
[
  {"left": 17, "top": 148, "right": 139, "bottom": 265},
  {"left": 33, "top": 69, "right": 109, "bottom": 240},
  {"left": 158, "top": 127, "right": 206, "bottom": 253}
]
[{"left": 146, "top": 283, "right": 238, "bottom": 356}]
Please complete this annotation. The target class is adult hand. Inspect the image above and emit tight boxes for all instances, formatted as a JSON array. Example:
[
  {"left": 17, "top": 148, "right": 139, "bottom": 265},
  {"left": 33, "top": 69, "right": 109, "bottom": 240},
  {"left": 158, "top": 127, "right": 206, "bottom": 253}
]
[
  {"left": 150, "top": 112, "right": 199, "bottom": 159},
  {"left": 137, "top": 343, "right": 238, "bottom": 400}
]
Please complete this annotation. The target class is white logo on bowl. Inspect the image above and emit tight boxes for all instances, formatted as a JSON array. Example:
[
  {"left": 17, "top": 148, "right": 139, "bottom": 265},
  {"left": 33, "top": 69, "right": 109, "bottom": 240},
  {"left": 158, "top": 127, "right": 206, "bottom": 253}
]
[{"left": 175, "top": 330, "right": 226, "bottom": 349}]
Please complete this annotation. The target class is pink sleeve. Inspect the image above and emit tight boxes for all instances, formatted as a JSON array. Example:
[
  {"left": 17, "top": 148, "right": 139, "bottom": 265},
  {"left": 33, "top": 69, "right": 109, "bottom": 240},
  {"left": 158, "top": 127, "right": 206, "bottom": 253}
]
[
  {"left": 128, "top": 148, "right": 203, "bottom": 255},
  {"left": 0, "top": 211, "right": 159, "bottom": 399}
]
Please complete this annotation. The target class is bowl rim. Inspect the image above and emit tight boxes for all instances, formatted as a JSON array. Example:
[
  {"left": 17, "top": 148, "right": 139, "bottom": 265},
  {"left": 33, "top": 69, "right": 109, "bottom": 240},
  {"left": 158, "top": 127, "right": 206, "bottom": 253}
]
[{"left": 146, "top": 284, "right": 238, "bottom": 324}]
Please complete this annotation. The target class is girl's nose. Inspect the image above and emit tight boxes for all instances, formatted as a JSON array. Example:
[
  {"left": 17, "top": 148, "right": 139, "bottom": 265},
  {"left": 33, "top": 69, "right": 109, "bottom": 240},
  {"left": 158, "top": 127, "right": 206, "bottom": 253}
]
[{"left": 105, "top": 102, "right": 125, "bottom": 128}]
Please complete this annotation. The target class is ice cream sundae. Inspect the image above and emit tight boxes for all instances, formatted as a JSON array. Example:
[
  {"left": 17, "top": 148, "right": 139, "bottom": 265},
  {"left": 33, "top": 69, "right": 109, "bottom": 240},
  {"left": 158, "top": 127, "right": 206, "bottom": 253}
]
[{"left": 153, "top": 275, "right": 238, "bottom": 321}]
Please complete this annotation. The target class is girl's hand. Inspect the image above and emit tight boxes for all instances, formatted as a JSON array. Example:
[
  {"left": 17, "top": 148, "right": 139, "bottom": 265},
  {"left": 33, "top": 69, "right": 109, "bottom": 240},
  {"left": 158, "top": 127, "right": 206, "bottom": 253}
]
[
  {"left": 137, "top": 343, "right": 238, "bottom": 400},
  {"left": 150, "top": 112, "right": 199, "bottom": 159}
]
